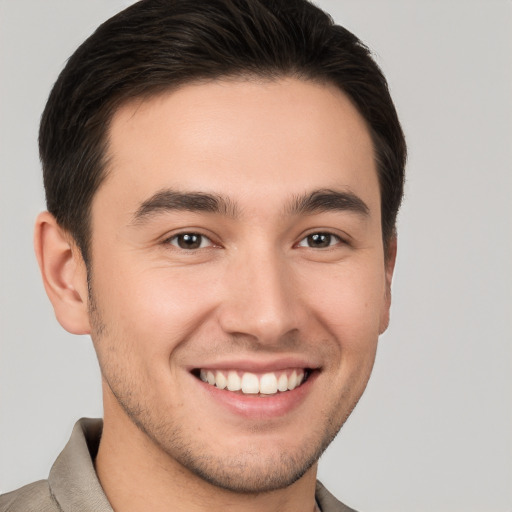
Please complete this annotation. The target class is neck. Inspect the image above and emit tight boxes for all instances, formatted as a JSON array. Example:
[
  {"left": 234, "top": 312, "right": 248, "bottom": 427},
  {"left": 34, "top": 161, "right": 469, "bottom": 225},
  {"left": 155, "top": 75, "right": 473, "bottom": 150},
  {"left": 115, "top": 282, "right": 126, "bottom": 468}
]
[{"left": 95, "top": 393, "right": 319, "bottom": 512}]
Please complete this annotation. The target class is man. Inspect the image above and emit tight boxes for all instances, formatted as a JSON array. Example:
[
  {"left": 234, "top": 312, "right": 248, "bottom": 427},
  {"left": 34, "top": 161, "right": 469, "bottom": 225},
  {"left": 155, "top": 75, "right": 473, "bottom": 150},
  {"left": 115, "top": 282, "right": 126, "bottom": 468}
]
[{"left": 0, "top": 0, "right": 405, "bottom": 510}]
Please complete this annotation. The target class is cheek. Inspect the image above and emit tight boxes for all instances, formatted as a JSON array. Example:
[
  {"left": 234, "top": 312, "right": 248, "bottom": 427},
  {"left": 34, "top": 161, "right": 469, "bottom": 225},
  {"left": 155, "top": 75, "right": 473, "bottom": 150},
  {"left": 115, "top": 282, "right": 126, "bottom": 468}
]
[
  {"left": 302, "top": 260, "right": 387, "bottom": 340},
  {"left": 91, "top": 261, "right": 220, "bottom": 359}
]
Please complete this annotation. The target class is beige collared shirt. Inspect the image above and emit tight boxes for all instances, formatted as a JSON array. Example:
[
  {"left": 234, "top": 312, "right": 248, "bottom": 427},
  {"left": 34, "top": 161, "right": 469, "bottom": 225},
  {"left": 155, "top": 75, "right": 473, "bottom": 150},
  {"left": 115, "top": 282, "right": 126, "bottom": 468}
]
[{"left": 0, "top": 418, "right": 357, "bottom": 512}]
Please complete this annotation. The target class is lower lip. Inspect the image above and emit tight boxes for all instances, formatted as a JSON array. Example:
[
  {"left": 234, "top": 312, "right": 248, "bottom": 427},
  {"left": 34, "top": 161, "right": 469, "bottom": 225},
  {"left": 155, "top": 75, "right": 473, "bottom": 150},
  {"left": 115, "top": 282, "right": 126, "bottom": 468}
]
[{"left": 196, "top": 372, "right": 317, "bottom": 420}]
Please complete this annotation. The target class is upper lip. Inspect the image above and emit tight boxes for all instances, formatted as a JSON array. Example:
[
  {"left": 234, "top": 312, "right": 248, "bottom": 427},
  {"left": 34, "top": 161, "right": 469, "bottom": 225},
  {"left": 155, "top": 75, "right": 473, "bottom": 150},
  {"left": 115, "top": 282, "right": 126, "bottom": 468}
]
[{"left": 188, "top": 356, "right": 321, "bottom": 373}]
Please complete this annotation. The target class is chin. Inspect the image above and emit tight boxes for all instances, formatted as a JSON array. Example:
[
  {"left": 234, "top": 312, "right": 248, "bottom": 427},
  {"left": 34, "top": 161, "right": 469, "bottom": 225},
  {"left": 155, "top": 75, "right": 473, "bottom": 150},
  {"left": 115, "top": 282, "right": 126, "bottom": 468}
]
[
  {"left": 172, "top": 443, "right": 324, "bottom": 494},
  {"left": 142, "top": 414, "right": 341, "bottom": 494}
]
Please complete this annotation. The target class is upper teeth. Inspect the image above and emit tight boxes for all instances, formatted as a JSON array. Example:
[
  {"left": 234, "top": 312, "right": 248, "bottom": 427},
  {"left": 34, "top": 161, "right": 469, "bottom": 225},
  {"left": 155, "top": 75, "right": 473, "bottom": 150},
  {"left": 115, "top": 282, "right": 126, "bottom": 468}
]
[{"left": 199, "top": 369, "right": 305, "bottom": 395}]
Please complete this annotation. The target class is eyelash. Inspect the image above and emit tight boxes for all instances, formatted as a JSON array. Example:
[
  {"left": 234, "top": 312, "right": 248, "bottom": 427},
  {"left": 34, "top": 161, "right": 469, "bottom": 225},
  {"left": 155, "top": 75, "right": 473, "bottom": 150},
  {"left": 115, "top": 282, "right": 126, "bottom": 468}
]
[
  {"left": 165, "top": 232, "right": 215, "bottom": 250},
  {"left": 165, "top": 231, "right": 345, "bottom": 251},
  {"left": 296, "top": 232, "right": 344, "bottom": 249}
]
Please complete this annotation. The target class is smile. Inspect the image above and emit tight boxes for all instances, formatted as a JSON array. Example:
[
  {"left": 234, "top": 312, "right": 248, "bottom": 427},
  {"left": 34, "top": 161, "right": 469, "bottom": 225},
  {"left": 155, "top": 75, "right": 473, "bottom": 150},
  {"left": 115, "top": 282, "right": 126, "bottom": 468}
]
[{"left": 197, "top": 368, "right": 310, "bottom": 395}]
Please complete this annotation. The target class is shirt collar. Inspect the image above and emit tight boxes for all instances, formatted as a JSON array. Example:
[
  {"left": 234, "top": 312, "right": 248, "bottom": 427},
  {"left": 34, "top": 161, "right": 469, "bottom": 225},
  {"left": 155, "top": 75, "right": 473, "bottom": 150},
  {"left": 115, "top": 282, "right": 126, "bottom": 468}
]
[{"left": 48, "top": 418, "right": 113, "bottom": 512}]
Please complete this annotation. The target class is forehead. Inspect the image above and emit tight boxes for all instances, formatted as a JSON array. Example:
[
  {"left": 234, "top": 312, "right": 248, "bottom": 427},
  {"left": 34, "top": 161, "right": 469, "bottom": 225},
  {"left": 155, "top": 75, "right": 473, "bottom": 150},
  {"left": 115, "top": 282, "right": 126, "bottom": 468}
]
[{"left": 98, "top": 77, "right": 379, "bottom": 218}]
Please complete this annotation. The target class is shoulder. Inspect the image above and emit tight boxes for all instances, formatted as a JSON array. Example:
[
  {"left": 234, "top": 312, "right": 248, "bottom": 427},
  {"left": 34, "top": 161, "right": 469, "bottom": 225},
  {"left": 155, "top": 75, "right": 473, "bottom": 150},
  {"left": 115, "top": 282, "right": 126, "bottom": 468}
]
[
  {"left": 0, "top": 480, "right": 61, "bottom": 512},
  {"left": 316, "top": 481, "right": 359, "bottom": 512}
]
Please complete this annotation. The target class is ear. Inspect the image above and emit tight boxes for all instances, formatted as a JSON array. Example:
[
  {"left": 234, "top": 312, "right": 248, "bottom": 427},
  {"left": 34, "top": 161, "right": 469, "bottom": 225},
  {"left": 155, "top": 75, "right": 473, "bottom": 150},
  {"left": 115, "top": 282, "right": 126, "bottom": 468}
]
[
  {"left": 379, "top": 234, "right": 397, "bottom": 334},
  {"left": 34, "top": 211, "right": 91, "bottom": 334}
]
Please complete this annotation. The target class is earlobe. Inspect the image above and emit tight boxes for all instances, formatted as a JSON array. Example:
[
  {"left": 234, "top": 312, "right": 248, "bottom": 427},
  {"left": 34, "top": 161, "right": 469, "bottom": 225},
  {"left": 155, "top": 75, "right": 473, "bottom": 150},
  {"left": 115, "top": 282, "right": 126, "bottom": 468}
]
[
  {"left": 379, "top": 234, "right": 397, "bottom": 334},
  {"left": 34, "top": 211, "right": 91, "bottom": 335}
]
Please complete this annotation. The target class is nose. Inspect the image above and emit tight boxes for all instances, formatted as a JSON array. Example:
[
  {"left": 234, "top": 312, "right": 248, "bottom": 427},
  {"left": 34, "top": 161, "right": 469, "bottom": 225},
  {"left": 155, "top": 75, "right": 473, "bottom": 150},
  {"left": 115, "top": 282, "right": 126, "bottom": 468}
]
[{"left": 217, "top": 246, "right": 303, "bottom": 346}]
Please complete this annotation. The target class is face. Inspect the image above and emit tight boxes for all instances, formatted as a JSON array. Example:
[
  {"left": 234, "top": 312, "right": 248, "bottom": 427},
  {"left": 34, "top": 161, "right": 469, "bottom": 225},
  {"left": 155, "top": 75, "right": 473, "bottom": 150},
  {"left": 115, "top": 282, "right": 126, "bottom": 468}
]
[{"left": 87, "top": 78, "right": 394, "bottom": 492}]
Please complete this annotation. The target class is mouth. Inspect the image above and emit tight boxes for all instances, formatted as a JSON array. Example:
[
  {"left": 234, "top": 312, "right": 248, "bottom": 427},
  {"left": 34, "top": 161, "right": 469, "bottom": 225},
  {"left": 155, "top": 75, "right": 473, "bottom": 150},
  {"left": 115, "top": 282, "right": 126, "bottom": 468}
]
[{"left": 192, "top": 368, "right": 312, "bottom": 396}]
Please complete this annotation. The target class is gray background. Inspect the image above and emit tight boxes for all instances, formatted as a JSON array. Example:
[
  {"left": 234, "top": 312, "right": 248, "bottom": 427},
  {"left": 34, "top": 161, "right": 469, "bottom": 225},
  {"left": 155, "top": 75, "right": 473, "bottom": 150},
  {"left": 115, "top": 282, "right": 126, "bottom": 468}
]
[{"left": 1, "top": 1, "right": 511, "bottom": 510}]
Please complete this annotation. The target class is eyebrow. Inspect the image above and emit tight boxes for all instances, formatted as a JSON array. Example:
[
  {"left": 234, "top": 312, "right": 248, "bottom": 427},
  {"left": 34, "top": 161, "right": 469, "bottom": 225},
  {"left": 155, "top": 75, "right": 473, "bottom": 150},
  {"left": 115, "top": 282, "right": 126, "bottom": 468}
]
[
  {"left": 131, "top": 189, "right": 239, "bottom": 224},
  {"left": 131, "top": 187, "right": 369, "bottom": 225},
  {"left": 287, "top": 188, "right": 370, "bottom": 217}
]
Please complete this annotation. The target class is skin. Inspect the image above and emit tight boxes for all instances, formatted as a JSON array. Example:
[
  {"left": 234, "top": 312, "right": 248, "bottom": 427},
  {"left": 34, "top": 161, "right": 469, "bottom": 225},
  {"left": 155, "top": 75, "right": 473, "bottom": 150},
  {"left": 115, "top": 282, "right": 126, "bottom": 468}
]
[{"left": 35, "top": 77, "right": 396, "bottom": 512}]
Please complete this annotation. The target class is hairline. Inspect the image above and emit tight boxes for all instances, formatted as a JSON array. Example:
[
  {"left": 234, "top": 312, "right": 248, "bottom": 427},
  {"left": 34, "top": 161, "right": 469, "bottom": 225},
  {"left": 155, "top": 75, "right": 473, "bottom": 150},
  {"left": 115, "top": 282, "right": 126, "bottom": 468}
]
[{"left": 74, "top": 72, "right": 394, "bottom": 268}]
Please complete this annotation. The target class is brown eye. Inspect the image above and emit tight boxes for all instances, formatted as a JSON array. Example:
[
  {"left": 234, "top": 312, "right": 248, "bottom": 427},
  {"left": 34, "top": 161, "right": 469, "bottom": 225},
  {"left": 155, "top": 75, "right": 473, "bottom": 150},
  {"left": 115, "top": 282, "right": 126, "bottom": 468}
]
[
  {"left": 168, "top": 233, "right": 211, "bottom": 250},
  {"left": 298, "top": 232, "right": 340, "bottom": 248}
]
